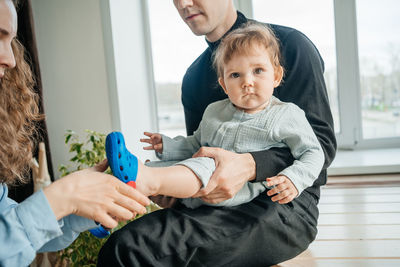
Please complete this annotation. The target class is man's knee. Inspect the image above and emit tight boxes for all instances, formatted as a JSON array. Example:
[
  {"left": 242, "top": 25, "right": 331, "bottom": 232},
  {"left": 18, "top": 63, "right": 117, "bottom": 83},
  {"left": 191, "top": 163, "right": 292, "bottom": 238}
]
[
  {"left": 98, "top": 225, "right": 148, "bottom": 265},
  {"left": 97, "top": 229, "right": 125, "bottom": 266}
]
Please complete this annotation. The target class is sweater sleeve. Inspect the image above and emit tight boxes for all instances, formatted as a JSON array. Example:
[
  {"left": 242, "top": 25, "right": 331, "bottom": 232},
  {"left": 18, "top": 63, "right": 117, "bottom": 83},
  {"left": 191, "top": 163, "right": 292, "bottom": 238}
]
[
  {"left": 250, "top": 29, "right": 336, "bottom": 184},
  {"left": 157, "top": 117, "right": 204, "bottom": 161},
  {"left": 272, "top": 105, "right": 324, "bottom": 195},
  {"left": 0, "top": 185, "right": 97, "bottom": 266},
  {"left": 159, "top": 102, "right": 220, "bottom": 161},
  {"left": 157, "top": 133, "right": 202, "bottom": 161}
]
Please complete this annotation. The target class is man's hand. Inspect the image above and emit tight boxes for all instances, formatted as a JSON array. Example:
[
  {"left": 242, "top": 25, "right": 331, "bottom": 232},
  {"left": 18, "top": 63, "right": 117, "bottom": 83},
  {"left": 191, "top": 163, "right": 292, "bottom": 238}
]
[
  {"left": 192, "top": 147, "right": 256, "bottom": 204},
  {"left": 266, "top": 175, "right": 298, "bottom": 204},
  {"left": 140, "top": 132, "right": 163, "bottom": 153}
]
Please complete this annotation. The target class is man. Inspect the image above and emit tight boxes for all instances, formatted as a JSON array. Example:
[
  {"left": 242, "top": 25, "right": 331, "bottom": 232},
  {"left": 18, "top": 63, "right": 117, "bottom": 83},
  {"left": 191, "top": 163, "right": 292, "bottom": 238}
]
[{"left": 98, "top": 0, "right": 336, "bottom": 266}]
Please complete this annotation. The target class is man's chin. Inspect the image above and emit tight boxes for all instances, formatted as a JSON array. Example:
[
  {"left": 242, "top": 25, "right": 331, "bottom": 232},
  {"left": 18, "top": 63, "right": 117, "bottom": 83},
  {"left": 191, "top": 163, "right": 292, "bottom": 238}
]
[
  {"left": 188, "top": 28, "right": 207, "bottom": 37},
  {"left": 185, "top": 23, "right": 209, "bottom": 37}
]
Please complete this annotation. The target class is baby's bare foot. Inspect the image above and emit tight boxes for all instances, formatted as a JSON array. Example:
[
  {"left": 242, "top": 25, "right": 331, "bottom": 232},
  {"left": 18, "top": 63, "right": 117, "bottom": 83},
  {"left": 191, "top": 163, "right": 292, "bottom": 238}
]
[{"left": 135, "top": 160, "right": 159, "bottom": 196}]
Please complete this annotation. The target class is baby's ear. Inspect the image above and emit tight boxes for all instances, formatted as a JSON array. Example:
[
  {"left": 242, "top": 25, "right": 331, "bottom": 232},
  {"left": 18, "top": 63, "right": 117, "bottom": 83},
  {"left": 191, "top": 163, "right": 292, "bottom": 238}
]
[
  {"left": 274, "top": 66, "right": 284, "bottom": 88},
  {"left": 218, "top": 77, "right": 228, "bottom": 94}
]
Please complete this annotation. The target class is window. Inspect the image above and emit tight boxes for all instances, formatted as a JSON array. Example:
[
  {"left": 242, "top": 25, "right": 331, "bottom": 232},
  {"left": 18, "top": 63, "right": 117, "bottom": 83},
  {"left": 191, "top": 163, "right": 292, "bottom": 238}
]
[
  {"left": 252, "top": 0, "right": 339, "bottom": 133},
  {"left": 147, "top": 0, "right": 207, "bottom": 137},
  {"left": 356, "top": 0, "right": 400, "bottom": 140}
]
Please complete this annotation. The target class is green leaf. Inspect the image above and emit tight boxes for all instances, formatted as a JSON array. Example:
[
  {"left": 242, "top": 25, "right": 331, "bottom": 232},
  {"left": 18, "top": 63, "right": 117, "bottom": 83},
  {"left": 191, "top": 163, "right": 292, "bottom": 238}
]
[{"left": 65, "top": 134, "right": 72, "bottom": 144}]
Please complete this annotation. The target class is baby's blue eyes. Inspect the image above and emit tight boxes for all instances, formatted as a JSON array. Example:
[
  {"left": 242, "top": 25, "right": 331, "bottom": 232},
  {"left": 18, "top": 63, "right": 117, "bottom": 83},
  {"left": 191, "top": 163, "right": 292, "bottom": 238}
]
[
  {"left": 254, "top": 68, "right": 263, "bottom": 74},
  {"left": 229, "top": 68, "right": 264, "bottom": 78}
]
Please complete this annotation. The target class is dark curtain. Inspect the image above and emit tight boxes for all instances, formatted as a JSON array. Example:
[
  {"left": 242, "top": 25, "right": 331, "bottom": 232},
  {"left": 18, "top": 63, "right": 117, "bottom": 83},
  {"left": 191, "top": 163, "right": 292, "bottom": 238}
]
[{"left": 8, "top": 0, "right": 54, "bottom": 203}]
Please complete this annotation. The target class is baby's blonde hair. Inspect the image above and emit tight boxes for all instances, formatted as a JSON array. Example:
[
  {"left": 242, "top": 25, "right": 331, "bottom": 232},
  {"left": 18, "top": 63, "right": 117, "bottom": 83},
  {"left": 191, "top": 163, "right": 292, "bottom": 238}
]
[{"left": 213, "top": 22, "right": 284, "bottom": 79}]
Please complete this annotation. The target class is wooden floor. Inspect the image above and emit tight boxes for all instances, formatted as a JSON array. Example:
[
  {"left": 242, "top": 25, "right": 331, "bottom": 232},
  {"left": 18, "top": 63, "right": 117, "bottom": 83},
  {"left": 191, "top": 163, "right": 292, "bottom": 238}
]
[{"left": 277, "top": 173, "right": 400, "bottom": 267}]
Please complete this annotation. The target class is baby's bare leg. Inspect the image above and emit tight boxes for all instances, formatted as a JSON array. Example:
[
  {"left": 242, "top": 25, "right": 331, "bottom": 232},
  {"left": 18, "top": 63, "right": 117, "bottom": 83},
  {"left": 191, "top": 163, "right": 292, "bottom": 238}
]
[{"left": 136, "top": 160, "right": 202, "bottom": 198}]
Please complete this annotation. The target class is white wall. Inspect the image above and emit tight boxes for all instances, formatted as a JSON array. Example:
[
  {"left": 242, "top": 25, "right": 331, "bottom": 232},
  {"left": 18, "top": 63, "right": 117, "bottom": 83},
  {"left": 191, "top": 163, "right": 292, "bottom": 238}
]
[
  {"left": 31, "top": 0, "right": 157, "bottom": 177},
  {"left": 105, "top": 0, "right": 158, "bottom": 160}
]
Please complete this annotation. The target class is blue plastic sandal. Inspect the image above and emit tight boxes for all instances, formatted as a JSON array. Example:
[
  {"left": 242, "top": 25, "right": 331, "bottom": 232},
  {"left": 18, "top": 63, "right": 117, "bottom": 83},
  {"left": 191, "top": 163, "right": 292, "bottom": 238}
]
[
  {"left": 89, "top": 131, "right": 138, "bottom": 238},
  {"left": 88, "top": 224, "right": 111, "bottom": 238},
  {"left": 106, "top": 131, "right": 138, "bottom": 189}
]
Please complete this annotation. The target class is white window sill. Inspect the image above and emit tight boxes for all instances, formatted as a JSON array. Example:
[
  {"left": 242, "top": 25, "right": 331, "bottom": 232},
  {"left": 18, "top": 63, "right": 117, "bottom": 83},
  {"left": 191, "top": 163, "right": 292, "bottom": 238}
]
[{"left": 328, "top": 148, "right": 400, "bottom": 176}]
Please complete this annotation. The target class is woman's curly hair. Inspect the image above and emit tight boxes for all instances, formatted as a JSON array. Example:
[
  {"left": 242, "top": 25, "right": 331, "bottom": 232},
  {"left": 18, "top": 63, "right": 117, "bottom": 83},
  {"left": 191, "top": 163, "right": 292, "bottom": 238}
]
[{"left": 0, "top": 39, "right": 42, "bottom": 185}]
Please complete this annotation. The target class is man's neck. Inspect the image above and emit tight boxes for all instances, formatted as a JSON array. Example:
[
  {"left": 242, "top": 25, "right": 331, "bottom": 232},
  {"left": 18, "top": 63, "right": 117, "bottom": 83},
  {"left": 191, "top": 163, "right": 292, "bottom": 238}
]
[{"left": 205, "top": 8, "right": 237, "bottom": 42}]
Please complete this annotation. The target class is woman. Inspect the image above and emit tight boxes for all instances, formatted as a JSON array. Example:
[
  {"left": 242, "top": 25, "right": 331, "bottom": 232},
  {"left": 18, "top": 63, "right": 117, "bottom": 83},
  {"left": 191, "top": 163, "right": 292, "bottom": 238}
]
[{"left": 0, "top": 0, "right": 150, "bottom": 265}]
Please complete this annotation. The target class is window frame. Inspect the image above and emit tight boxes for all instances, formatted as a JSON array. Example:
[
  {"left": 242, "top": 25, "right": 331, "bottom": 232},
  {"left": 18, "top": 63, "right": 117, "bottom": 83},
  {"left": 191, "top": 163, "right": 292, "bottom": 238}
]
[{"left": 242, "top": 0, "right": 400, "bottom": 149}]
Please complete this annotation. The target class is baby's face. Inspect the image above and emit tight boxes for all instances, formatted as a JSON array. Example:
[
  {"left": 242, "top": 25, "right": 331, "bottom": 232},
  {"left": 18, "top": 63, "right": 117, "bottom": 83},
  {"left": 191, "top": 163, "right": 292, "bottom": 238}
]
[{"left": 218, "top": 45, "right": 282, "bottom": 114}]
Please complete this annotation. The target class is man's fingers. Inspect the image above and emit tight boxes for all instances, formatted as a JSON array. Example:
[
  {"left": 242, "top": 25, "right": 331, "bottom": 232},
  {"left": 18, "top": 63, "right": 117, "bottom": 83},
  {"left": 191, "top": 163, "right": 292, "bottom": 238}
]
[
  {"left": 192, "top": 188, "right": 206, "bottom": 198},
  {"left": 200, "top": 188, "right": 233, "bottom": 203},
  {"left": 193, "top": 178, "right": 217, "bottom": 198},
  {"left": 143, "top": 146, "right": 155, "bottom": 150},
  {"left": 200, "top": 195, "right": 226, "bottom": 204},
  {"left": 192, "top": 147, "right": 220, "bottom": 158},
  {"left": 201, "top": 190, "right": 226, "bottom": 199}
]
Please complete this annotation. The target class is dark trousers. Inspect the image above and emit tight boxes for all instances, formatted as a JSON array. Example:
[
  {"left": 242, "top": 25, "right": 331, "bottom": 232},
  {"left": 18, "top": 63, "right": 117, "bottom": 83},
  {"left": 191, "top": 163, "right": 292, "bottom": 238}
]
[{"left": 97, "top": 191, "right": 318, "bottom": 267}]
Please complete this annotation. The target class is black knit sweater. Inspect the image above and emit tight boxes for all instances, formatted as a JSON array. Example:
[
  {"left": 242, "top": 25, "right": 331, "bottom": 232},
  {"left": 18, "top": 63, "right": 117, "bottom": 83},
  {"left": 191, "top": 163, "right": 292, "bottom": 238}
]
[{"left": 181, "top": 12, "right": 336, "bottom": 200}]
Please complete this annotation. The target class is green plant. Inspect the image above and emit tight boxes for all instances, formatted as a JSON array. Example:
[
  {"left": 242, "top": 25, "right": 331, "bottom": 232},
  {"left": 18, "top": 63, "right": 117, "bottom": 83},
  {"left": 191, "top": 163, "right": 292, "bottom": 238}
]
[
  {"left": 58, "top": 129, "right": 107, "bottom": 177},
  {"left": 57, "top": 130, "right": 146, "bottom": 266}
]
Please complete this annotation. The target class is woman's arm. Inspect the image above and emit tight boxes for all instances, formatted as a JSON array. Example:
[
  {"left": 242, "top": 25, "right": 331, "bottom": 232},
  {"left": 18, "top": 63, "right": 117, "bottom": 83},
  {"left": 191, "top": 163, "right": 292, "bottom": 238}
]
[
  {"left": 0, "top": 161, "right": 150, "bottom": 266},
  {"left": 1, "top": 185, "right": 63, "bottom": 266}
]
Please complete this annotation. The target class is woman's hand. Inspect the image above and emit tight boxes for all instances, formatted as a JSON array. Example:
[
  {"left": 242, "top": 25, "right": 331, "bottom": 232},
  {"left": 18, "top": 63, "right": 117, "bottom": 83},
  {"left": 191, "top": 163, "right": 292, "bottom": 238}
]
[
  {"left": 192, "top": 147, "right": 256, "bottom": 204},
  {"left": 140, "top": 132, "right": 163, "bottom": 153},
  {"left": 43, "top": 160, "right": 150, "bottom": 229}
]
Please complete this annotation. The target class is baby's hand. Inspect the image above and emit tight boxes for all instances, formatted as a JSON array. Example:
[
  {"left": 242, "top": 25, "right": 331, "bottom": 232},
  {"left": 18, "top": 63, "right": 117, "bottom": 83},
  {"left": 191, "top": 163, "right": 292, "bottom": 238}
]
[
  {"left": 266, "top": 175, "right": 298, "bottom": 204},
  {"left": 140, "top": 132, "right": 163, "bottom": 153}
]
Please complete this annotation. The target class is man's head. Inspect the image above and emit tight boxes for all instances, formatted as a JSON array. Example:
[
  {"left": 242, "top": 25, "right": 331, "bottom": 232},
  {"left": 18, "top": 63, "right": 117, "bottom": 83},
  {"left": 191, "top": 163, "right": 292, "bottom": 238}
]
[{"left": 173, "top": 0, "right": 237, "bottom": 42}]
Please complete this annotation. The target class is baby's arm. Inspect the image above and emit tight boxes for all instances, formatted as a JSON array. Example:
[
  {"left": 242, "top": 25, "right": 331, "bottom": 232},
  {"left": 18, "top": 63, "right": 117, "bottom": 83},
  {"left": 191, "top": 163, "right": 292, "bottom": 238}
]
[{"left": 271, "top": 104, "right": 325, "bottom": 198}]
